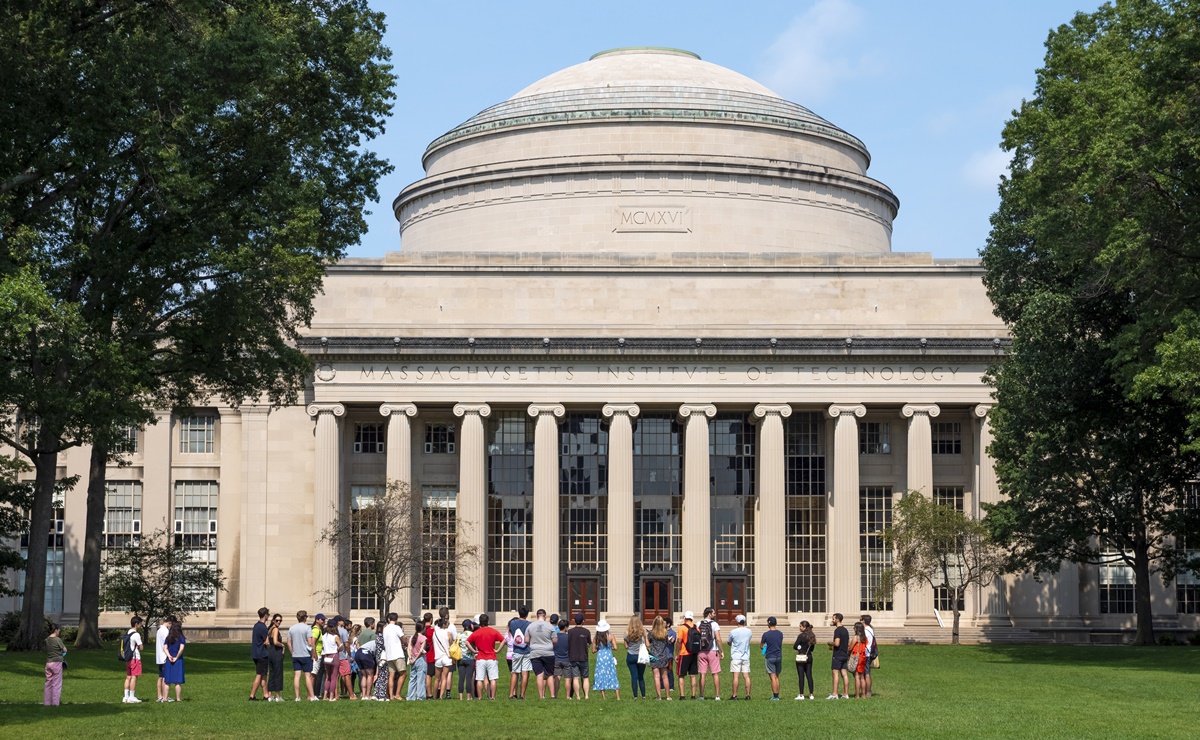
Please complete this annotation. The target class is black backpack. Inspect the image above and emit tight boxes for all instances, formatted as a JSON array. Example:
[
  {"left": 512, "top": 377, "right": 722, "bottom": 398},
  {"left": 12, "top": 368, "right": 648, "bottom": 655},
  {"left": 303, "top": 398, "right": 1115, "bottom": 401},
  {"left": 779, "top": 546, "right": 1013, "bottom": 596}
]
[
  {"left": 685, "top": 624, "right": 702, "bottom": 653},
  {"left": 698, "top": 620, "right": 714, "bottom": 651},
  {"left": 118, "top": 631, "right": 134, "bottom": 662}
]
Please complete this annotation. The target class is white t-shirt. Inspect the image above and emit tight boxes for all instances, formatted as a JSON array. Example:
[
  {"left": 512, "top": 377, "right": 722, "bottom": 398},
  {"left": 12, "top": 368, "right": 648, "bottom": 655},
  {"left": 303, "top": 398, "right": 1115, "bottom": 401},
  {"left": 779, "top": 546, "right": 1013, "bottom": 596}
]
[
  {"left": 155, "top": 624, "right": 170, "bottom": 664},
  {"left": 863, "top": 624, "right": 875, "bottom": 654},
  {"left": 702, "top": 619, "right": 721, "bottom": 653},
  {"left": 382, "top": 622, "right": 406, "bottom": 662},
  {"left": 433, "top": 625, "right": 451, "bottom": 661},
  {"left": 321, "top": 632, "right": 340, "bottom": 656},
  {"left": 127, "top": 629, "right": 143, "bottom": 661}
]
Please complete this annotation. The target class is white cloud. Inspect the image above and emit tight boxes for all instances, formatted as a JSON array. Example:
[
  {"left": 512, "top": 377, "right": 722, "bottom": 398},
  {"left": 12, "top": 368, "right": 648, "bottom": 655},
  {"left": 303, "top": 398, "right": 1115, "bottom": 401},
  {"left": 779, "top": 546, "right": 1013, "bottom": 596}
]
[
  {"left": 757, "top": 0, "right": 879, "bottom": 103},
  {"left": 962, "top": 148, "right": 1011, "bottom": 190}
]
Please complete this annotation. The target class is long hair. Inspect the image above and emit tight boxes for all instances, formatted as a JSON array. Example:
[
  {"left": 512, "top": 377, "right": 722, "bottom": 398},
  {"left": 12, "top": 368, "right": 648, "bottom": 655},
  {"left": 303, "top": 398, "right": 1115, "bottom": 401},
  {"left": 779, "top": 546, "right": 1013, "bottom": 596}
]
[
  {"left": 625, "top": 615, "right": 645, "bottom": 643},
  {"left": 800, "top": 620, "right": 816, "bottom": 647},
  {"left": 594, "top": 630, "right": 612, "bottom": 650},
  {"left": 167, "top": 623, "right": 185, "bottom": 645},
  {"left": 651, "top": 616, "right": 667, "bottom": 641},
  {"left": 853, "top": 622, "right": 866, "bottom": 643}
]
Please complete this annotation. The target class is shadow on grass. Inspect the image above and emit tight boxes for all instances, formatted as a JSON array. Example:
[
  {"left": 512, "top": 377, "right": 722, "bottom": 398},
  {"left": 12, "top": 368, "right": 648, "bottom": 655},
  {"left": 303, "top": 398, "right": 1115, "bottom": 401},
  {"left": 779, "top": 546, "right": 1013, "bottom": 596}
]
[
  {"left": 975, "top": 643, "right": 1200, "bottom": 674},
  {"left": 0, "top": 701, "right": 124, "bottom": 726}
]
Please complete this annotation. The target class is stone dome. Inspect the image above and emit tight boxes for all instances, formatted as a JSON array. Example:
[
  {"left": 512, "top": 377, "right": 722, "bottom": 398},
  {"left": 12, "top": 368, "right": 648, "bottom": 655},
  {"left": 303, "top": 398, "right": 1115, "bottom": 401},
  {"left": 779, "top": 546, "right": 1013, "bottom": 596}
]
[{"left": 394, "top": 48, "right": 899, "bottom": 254}]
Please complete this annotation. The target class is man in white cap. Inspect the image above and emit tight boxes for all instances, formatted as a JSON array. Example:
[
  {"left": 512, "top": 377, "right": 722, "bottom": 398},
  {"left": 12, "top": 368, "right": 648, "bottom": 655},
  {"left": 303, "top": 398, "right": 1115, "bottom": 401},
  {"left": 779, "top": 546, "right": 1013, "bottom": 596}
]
[
  {"left": 727, "top": 614, "right": 753, "bottom": 700},
  {"left": 677, "top": 610, "right": 700, "bottom": 700}
]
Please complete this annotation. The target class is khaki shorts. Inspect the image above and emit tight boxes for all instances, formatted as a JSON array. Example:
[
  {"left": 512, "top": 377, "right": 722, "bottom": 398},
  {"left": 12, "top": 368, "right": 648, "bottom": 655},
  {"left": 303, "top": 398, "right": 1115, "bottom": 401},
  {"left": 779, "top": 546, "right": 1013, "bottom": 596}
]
[
  {"left": 729, "top": 657, "right": 750, "bottom": 673},
  {"left": 387, "top": 658, "right": 407, "bottom": 674}
]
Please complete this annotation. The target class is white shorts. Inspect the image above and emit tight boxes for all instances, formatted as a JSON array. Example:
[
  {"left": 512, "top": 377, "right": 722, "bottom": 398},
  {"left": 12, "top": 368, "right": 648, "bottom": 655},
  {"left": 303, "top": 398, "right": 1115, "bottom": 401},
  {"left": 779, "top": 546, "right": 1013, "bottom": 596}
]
[
  {"left": 435, "top": 656, "right": 453, "bottom": 668},
  {"left": 475, "top": 659, "right": 499, "bottom": 681},
  {"left": 729, "top": 658, "right": 750, "bottom": 673},
  {"left": 511, "top": 654, "right": 532, "bottom": 673}
]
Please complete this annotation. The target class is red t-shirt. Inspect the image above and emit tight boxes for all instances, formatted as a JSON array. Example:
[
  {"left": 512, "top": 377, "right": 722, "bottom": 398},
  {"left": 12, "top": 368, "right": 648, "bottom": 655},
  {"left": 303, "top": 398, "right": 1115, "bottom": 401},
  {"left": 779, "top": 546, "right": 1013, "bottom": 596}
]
[
  {"left": 467, "top": 626, "right": 503, "bottom": 661},
  {"left": 425, "top": 626, "right": 436, "bottom": 663}
]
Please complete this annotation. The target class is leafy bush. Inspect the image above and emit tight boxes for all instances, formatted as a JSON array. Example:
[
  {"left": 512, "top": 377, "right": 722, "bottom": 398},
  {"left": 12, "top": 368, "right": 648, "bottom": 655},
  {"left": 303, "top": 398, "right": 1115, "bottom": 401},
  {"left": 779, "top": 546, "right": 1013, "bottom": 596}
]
[
  {"left": 1189, "top": 633, "right": 1200, "bottom": 647},
  {"left": 0, "top": 611, "right": 19, "bottom": 644},
  {"left": 59, "top": 626, "right": 79, "bottom": 643}
]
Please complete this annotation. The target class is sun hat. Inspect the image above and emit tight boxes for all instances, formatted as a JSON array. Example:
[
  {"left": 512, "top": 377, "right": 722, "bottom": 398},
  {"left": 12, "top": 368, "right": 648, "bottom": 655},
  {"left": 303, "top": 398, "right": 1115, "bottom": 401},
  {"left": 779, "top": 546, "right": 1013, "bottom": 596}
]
[
  {"left": 683, "top": 610, "right": 694, "bottom": 620},
  {"left": 596, "top": 619, "right": 610, "bottom": 632}
]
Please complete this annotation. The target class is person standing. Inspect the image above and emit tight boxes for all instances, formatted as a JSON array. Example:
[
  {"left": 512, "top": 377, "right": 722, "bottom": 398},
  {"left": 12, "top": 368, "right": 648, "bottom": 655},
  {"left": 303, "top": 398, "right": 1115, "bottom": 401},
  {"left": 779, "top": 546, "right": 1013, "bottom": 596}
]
[
  {"left": 860, "top": 613, "right": 876, "bottom": 698},
  {"left": 310, "top": 614, "right": 327, "bottom": 700},
  {"left": 760, "top": 616, "right": 785, "bottom": 700},
  {"left": 406, "top": 618, "right": 429, "bottom": 701},
  {"left": 828, "top": 612, "right": 850, "bottom": 700},
  {"left": 421, "top": 612, "right": 436, "bottom": 698},
  {"left": 726, "top": 614, "right": 752, "bottom": 700},
  {"left": 287, "top": 611, "right": 316, "bottom": 701},
  {"left": 591, "top": 620, "right": 620, "bottom": 699},
  {"left": 550, "top": 613, "right": 573, "bottom": 699},
  {"left": 336, "top": 616, "right": 355, "bottom": 700},
  {"left": 526, "top": 609, "right": 556, "bottom": 698},
  {"left": 664, "top": 616, "right": 677, "bottom": 693},
  {"left": 155, "top": 615, "right": 174, "bottom": 702},
  {"left": 432, "top": 617, "right": 454, "bottom": 700},
  {"left": 381, "top": 613, "right": 406, "bottom": 700},
  {"left": 676, "top": 611, "right": 700, "bottom": 700},
  {"left": 647, "top": 616, "right": 673, "bottom": 700},
  {"left": 357, "top": 617, "right": 377, "bottom": 701},
  {"left": 793, "top": 620, "right": 817, "bottom": 700},
  {"left": 507, "top": 605, "right": 532, "bottom": 699},
  {"left": 44, "top": 623, "right": 65, "bottom": 706},
  {"left": 163, "top": 621, "right": 187, "bottom": 702},
  {"left": 623, "top": 615, "right": 648, "bottom": 699},
  {"left": 320, "top": 617, "right": 343, "bottom": 701},
  {"left": 467, "top": 613, "right": 504, "bottom": 700},
  {"left": 850, "top": 622, "right": 869, "bottom": 699},
  {"left": 266, "top": 613, "right": 286, "bottom": 701},
  {"left": 457, "top": 619, "right": 477, "bottom": 700},
  {"left": 566, "top": 613, "right": 592, "bottom": 700},
  {"left": 697, "top": 607, "right": 723, "bottom": 700},
  {"left": 122, "top": 616, "right": 145, "bottom": 703},
  {"left": 249, "top": 607, "right": 271, "bottom": 701}
]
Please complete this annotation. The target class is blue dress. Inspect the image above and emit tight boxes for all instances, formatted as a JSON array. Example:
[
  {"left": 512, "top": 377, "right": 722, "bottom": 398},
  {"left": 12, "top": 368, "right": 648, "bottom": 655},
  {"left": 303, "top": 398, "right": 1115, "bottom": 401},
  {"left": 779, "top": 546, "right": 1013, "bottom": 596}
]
[
  {"left": 164, "top": 636, "right": 187, "bottom": 684},
  {"left": 592, "top": 641, "right": 619, "bottom": 691}
]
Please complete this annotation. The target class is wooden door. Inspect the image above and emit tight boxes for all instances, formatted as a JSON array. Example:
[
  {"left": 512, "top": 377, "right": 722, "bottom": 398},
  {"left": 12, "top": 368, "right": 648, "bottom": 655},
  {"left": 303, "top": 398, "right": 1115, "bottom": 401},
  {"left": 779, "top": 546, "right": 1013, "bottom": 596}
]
[
  {"left": 641, "top": 578, "right": 672, "bottom": 623},
  {"left": 569, "top": 577, "right": 600, "bottom": 624},
  {"left": 713, "top": 578, "right": 745, "bottom": 624}
]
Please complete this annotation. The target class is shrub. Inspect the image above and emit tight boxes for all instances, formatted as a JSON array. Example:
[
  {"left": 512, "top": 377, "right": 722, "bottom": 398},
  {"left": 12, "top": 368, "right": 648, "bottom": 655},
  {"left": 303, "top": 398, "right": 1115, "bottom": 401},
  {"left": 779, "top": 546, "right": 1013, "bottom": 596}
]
[
  {"left": 0, "top": 611, "right": 19, "bottom": 644},
  {"left": 59, "top": 626, "right": 79, "bottom": 643},
  {"left": 1188, "top": 633, "right": 1200, "bottom": 647}
]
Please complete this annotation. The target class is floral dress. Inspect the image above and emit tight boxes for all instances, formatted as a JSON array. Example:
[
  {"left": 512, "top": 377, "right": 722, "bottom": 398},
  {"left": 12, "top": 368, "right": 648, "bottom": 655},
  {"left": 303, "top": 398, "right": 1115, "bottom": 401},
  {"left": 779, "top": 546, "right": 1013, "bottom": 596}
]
[
  {"left": 592, "top": 639, "right": 619, "bottom": 691},
  {"left": 372, "top": 632, "right": 389, "bottom": 700}
]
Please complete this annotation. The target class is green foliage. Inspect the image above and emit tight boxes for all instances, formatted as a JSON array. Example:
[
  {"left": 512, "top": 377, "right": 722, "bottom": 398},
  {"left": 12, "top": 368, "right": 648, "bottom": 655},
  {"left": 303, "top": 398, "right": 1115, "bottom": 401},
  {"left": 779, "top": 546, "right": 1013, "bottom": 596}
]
[
  {"left": 981, "top": 0, "right": 1200, "bottom": 646},
  {"left": 0, "top": 457, "right": 35, "bottom": 596},
  {"left": 101, "top": 527, "right": 226, "bottom": 630},
  {"left": 0, "top": 611, "right": 20, "bottom": 644}
]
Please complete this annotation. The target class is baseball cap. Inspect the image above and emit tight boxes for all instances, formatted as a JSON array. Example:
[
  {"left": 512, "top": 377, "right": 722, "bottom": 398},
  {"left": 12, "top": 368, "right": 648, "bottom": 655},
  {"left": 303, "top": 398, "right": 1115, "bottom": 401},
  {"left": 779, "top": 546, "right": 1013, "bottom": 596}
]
[
  {"left": 767, "top": 616, "right": 777, "bottom": 626},
  {"left": 683, "top": 610, "right": 694, "bottom": 620},
  {"left": 462, "top": 619, "right": 473, "bottom": 628},
  {"left": 314, "top": 613, "right": 326, "bottom": 621},
  {"left": 735, "top": 614, "right": 746, "bottom": 624}
]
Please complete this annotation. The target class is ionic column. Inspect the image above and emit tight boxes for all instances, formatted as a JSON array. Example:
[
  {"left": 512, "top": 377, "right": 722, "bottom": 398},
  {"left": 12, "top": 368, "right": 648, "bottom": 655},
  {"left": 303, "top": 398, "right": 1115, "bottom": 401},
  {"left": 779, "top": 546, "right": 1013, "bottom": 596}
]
[
  {"left": 529, "top": 404, "right": 566, "bottom": 612},
  {"left": 902, "top": 404, "right": 940, "bottom": 624},
  {"left": 973, "top": 404, "right": 1009, "bottom": 624},
  {"left": 380, "top": 403, "right": 418, "bottom": 615},
  {"left": 453, "top": 403, "right": 491, "bottom": 616},
  {"left": 753, "top": 404, "right": 791, "bottom": 616},
  {"left": 826, "top": 404, "right": 865, "bottom": 617},
  {"left": 603, "top": 404, "right": 640, "bottom": 620},
  {"left": 306, "top": 403, "right": 345, "bottom": 614},
  {"left": 679, "top": 404, "right": 717, "bottom": 612}
]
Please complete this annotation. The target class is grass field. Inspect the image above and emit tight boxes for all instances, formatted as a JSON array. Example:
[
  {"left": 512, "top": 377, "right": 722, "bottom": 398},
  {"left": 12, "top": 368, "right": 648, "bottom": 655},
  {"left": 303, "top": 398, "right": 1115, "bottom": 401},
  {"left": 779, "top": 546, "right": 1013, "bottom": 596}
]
[{"left": 2, "top": 642, "right": 1199, "bottom": 738}]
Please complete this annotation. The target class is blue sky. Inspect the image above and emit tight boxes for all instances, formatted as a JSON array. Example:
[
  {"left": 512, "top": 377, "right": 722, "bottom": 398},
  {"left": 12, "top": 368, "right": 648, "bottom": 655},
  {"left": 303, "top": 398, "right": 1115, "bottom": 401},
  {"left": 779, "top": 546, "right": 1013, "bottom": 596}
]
[{"left": 357, "top": 0, "right": 1089, "bottom": 259}]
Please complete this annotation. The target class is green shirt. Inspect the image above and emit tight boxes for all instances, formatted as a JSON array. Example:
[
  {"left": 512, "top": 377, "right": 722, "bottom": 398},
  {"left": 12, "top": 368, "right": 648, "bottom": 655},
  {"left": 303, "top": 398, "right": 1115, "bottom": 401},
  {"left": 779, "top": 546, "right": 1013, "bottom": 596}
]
[
  {"left": 45, "top": 635, "right": 66, "bottom": 663},
  {"left": 359, "top": 628, "right": 376, "bottom": 647}
]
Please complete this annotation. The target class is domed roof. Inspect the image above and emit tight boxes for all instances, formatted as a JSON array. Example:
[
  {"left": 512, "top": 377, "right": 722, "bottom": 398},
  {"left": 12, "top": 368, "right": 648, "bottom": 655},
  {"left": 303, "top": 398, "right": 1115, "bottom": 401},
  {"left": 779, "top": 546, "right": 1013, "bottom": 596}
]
[{"left": 424, "top": 47, "right": 868, "bottom": 165}]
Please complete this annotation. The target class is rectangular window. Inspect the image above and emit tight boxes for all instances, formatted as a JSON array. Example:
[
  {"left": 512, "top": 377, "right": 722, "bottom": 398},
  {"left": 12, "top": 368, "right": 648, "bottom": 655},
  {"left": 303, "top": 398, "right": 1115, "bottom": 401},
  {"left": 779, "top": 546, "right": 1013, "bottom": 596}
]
[
  {"left": 559, "top": 414, "right": 608, "bottom": 612},
  {"left": 711, "top": 413, "right": 755, "bottom": 610},
  {"left": 425, "top": 423, "right": 456, "bottom": 454},
  {"left": 19, "top": 500, "right": 65, "bottom": 614},
  {"left": 785, "top": 411, "right": 826, "bottom": 495},
  {"left": 487, "top": 412, "right": 534, "bottom": 611},
  {"left": 932, "top": 487, "right": 966, "bottom": 610},
  {"left": 1176, "top": 484, "right": 1199, "bottom": 613},
  {"left": 785, "top": 412, "right": 826, "bottom": 611},
  {"left": 173, "top": 481, "right": 219, "bottom": 610},
  {"left": 633, "top": 414, "right": 682, "bottom": 615},
  {"left": 114, "top": 425, "right": 140, "bottom": 455},
  {"left": 422, "top": 486, "right": 458, "bottom": 610},
  {"left": 179, "top": 416, "right": 215, "bottom": 454},
  {"left": 859, "top": 422, "right": 890, "bottom": 455},
  {"left": 932, "top": 422, "right": 962, "bottom": 455},
  {"left": 350, "top": 485, "right": 384, "bottom": 612},
  {"left": 354, "top": 423, "right": 385, "bottom": 454},
  {"left": 104, "top": 481, "right": 143, "bottom": 549},
  {"left": 1098, "top": 546, "right": 1135, "bottom": 614},
  {"left": 860, "top": 487, "right": 893, "bottom": 611}
]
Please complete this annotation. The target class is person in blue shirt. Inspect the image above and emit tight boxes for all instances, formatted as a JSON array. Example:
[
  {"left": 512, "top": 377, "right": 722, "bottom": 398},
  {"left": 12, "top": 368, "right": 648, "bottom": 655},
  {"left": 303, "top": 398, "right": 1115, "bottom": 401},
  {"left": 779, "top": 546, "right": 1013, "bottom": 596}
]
[{"left": 759, "top": 616, "right": 785, "bottom": 701}]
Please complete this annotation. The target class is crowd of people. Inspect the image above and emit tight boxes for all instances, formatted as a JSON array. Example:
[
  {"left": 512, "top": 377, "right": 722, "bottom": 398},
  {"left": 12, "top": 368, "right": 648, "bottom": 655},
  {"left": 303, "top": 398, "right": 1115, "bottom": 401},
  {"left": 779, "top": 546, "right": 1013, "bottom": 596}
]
[{"left": 41, "top": 605, "right": 880, "bottom": 705}]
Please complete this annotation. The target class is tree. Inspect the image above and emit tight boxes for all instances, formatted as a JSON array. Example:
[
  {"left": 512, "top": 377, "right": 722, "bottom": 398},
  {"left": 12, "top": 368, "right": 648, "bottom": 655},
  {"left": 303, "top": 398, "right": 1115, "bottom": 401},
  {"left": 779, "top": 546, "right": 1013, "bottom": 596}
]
[
  {"left": 878, "top": 492, "right": 1008, "bottom": 644},
  {"left": 101, "top": 526, "right": 226, "bottom": 631},
  {"left": 319, "top": 481, "right": 481, "bottom": 623},
  {"left": 0, "top": 456, "right": 37, "bottom": 597},
  {"left": 981, "top": 0, "right": 1200, "bottom": 645},
  {"left": 0, "top": 0, "right": 394, "bottom": 649}
]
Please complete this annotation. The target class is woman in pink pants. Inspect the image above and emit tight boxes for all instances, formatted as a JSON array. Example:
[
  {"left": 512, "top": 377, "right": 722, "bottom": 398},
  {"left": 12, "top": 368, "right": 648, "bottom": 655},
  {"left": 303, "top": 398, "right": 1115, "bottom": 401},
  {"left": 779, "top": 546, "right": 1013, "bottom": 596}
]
[{"left": 44, "top": 623, "right": 66, "bottom": 705}]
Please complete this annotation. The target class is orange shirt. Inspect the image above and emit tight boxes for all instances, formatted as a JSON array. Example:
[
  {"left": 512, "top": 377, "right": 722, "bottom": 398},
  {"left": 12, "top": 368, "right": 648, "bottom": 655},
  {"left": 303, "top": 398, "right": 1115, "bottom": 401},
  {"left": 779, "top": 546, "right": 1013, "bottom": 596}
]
[{"left": 678, "top": 622, "right": 696, "bottom": 657}]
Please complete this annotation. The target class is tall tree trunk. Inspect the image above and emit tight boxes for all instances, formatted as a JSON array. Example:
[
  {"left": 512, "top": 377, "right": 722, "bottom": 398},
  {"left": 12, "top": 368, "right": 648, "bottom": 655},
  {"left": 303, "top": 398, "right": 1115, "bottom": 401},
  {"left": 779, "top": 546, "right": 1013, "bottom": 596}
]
[
  {"left": 951, "top": 605, "right": 961, "bottom": 645},
  {"left": 12, "top": 445, "right": 58, "bottom": 651},
  {"left": 74, "top": 441, "right": 109, "bottom": 649},
  {"left": 1132, "top": 539, "right": 1155, "bottom": 646}
]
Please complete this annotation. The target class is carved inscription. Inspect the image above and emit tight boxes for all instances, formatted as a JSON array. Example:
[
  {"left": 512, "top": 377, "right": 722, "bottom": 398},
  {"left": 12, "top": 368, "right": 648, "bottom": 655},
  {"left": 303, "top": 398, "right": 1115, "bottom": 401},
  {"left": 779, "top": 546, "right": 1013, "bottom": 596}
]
[{"left": 612, "top": 205, "right": 691, "bottom": 233}]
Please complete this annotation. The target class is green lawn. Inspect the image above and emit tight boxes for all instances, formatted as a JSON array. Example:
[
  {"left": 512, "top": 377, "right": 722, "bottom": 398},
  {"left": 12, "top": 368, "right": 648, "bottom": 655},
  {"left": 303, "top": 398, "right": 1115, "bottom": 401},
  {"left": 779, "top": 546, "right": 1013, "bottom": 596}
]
[{"left": 2, "top": 642, "right": 1199, "bottom": 738}]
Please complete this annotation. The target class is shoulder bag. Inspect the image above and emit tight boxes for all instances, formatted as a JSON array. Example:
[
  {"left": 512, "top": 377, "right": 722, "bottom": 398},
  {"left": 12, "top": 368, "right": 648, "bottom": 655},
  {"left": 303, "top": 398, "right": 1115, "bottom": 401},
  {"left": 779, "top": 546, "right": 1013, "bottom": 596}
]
[{"left": 637, "top": 641, "right": 650, "bottom": 665}]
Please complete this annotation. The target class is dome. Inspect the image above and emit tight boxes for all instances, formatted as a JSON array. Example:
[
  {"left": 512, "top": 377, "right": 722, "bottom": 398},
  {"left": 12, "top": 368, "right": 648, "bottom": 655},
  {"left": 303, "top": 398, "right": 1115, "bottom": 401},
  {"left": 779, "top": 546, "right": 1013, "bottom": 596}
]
[{"left": 395, "top": 48, "right": 898, "bottom": 255}]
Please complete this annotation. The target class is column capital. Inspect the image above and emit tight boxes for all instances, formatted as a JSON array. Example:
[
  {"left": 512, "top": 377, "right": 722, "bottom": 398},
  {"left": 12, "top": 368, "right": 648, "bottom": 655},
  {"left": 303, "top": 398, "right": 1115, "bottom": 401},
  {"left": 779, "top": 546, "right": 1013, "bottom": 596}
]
[
  {"left": 527, "top": 403, "right": 566, "bottom": 419},
  {"left": 453, "top": 403, "right": 492, "bottom": 419},
  {"left": 306, "top": 402, "right": 345, "bottom": 418},
  {"left": 901, "top": 404, "right": 941, "bottom": 419},
  {"left": 379, "top": 402, "right": 418, "bottom": 418},
  {"left": 677, "top": 403, "right": 716, "bottom": 423},
  {"left": 826, "top": 404, "right": 866, "bottom": 419},
  {"left": 602, "top": 403, "right": 640, "bottom": 419},
  {"left": 973, "top": 403, "right": 993, "bottom": 418},
  {"left": 752, "top": 404, "right": 793, "bottom": 422}
]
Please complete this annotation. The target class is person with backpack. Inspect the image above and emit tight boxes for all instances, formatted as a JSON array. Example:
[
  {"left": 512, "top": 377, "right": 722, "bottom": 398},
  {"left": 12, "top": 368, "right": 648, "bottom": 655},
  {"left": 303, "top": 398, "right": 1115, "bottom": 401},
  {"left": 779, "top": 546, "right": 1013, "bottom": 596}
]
[
  {"left": 861, "top": 613, "right": 877, "bottom": 698},
  {"left": 676, "top": 611, "right": 700, "bottom": 700},
  {"left": 507, "top": 605, "right": 532, "bottom": 699},
  {"left": 121, "top": 616, "right": 145, "bottom": 703},
  {"left": 697, "top": 607, "right": 723, "bottom": 700}
]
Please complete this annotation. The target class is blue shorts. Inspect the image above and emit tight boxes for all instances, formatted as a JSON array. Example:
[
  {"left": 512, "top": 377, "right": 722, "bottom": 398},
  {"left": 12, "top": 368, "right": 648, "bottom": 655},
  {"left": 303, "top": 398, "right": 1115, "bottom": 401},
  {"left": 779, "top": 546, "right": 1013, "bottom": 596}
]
[{"left": 292, "top": 656, "right": 313, "bottom": 672}]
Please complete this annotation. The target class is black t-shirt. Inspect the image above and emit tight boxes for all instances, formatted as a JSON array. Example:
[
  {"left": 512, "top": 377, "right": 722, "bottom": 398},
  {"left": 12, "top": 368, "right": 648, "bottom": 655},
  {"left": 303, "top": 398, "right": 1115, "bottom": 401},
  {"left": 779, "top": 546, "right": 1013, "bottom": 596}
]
[
  {"left": 832, "top": 625, "right": 850, "bottom": 659},
  {"left": 252, "top": 621, "right": 270, "bottom": 659},
  {"left": 567, "top": 626, "right": 591, "bottom": 663}
]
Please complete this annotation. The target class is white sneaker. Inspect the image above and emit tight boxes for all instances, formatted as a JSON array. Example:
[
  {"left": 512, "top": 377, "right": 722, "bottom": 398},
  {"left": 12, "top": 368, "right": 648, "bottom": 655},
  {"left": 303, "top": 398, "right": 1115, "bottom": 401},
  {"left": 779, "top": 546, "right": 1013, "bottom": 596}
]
[
  {"left": 128, "top": 697, "right": 142, "bottom": 703},
  {"left": 295, "top": 698, "right": 301, "bottom": 702},
  {"left": 309, "top": 697, "right": 320, "bottom": 701},
  {"left": 714, "top": 696, "right": 721, "bottom": 701},
  {"left": 795, "top": 694, "right": 804, "bottom": 700},
  {"left": 840, "top": 695, "right": 850, "bottom": 699},
  {"left": 826, "top": 694, "right": 838, "bottom": 700}
]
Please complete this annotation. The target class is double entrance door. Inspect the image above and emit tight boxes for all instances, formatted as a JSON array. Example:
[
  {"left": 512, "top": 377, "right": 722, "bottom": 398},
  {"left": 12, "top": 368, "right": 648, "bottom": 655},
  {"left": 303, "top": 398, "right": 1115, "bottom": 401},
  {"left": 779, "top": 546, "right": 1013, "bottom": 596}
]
[
  {"left": 713, "top": 578, "right": 746, "bottom": 624},
  {"left": 568, "top": 576, "right": 600, "bottom": 624}
]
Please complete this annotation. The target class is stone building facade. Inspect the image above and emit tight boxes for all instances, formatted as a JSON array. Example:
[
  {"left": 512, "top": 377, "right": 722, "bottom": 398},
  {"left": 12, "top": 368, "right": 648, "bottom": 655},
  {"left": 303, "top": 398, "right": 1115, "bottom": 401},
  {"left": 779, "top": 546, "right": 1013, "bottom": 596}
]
[{"left": 5, "top": 48, "right": 1195, "bottom": 641}]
